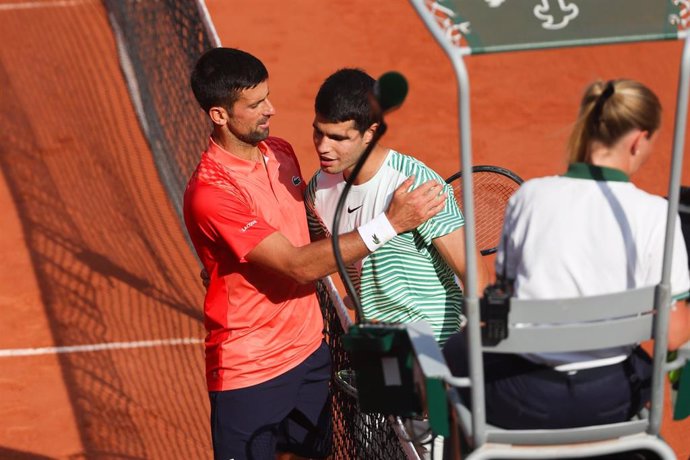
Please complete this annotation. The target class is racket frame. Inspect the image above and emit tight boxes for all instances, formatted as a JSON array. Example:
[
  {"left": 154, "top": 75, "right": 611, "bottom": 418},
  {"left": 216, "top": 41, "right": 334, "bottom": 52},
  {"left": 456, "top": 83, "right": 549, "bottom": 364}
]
[{"left": 445, "top": 165, "right": 524, "bottom": 255}]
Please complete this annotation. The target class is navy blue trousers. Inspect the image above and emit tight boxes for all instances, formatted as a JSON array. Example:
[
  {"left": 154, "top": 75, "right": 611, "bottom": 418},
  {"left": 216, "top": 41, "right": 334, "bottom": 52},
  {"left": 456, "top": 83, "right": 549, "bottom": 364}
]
[
  {"left": 209, "top": 341, "right": 332, "bottom": 460},
  {"left": 442, "top": 331, "right": 652, "bottom": 430}
]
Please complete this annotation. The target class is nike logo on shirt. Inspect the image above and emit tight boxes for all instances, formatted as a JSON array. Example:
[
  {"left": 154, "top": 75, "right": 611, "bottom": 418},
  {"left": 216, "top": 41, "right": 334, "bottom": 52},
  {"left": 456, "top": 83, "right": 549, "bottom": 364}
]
[{"left": 347, "top": 205, "right": 363, "bottom": 213}]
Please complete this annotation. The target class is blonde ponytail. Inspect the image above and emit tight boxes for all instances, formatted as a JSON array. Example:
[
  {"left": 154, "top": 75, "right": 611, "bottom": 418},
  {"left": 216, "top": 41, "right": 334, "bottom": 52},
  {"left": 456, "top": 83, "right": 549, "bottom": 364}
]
[{"left": 567, "top": 79, "right": 661, "bottom": 164}]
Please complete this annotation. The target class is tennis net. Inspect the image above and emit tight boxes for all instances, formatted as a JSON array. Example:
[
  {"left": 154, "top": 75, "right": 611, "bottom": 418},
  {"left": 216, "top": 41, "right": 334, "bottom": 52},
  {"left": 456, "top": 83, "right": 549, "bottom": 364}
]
[{"left": 103, "top": 0, "right": 219, "bottom": 220}]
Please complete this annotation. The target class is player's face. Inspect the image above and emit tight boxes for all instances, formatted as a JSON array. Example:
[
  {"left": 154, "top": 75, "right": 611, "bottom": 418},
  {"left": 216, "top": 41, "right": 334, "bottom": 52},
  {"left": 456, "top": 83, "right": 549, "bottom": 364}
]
[
  {"left": 226, "top": 81, "right": 275, "bottom": 145},
  {"left": 312, "top": 116, "right": 370, "bottom": 177}
]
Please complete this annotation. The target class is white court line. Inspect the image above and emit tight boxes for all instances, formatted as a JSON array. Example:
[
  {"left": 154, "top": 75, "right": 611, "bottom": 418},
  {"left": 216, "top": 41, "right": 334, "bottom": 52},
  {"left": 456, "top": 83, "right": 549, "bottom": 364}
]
[
  {"left": 0, "top": 0, "right": 94, "bottom": 11},
  {"left": 0, "top": 337, "right": 204, "bottom": 357}
]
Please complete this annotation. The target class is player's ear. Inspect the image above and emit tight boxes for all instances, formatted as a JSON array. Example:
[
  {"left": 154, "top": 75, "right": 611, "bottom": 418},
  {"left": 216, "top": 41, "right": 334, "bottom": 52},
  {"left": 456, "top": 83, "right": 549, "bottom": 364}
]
[
  {"left": 629, "top": 129, "right": 648, "bottom": 156},
  {"left": 209, "top": 106, "right": 228, "bottom": 126},
  {"left": 363, "top": 123, "right": 379, "bottom": 144}
]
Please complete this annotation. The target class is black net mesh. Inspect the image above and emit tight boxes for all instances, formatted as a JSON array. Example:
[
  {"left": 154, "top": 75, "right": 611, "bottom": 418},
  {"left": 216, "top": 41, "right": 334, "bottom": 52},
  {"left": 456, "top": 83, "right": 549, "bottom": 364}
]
[
  {"left": 102, "top": 1, "right": 411, "bottom": 456},
  {"left": 102, "top": 0, "right": 214, "bottom": 219},
  {"left": 316, "top": 280, "right": 409, "bottom": 459}
]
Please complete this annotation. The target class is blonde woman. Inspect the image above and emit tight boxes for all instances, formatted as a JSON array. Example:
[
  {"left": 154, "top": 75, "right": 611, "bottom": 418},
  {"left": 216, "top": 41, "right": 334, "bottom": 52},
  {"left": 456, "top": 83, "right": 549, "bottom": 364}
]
[{"left": 444, "top": 79, "right": 690, "bottom": 429}]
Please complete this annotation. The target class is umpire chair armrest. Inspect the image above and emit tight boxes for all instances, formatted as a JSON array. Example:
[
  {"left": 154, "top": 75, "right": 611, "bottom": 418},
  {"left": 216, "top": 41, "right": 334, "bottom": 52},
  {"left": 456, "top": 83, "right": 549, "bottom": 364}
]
[{"left": 666, "top": 341, "right": 690, "bottom": 372}]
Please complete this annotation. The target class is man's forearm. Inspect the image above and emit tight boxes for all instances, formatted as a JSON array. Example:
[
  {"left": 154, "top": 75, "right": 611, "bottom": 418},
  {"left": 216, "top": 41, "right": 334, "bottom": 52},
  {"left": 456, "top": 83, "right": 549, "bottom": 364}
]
[{"left": 294, "top": 231, "right": 371, "bottom": 283}]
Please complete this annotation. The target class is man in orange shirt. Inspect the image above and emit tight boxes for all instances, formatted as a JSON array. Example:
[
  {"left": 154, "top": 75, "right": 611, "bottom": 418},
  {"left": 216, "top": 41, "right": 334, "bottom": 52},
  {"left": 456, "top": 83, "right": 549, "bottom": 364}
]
[{"left": 184, "top": 47, "right": 446, "bottom": 460}]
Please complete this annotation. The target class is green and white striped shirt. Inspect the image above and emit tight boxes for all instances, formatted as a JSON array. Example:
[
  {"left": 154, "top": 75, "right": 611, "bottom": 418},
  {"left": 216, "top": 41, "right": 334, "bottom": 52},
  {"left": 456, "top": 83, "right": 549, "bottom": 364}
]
[{"left": 305, "top": 149, "right": 465, "bottom": 344}]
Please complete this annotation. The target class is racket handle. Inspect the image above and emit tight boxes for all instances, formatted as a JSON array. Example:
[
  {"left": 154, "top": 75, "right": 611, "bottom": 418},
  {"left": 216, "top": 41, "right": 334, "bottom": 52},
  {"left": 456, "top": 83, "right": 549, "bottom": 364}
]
[{"left": 480, "top": 282, "right": 512, "bottom": 346}]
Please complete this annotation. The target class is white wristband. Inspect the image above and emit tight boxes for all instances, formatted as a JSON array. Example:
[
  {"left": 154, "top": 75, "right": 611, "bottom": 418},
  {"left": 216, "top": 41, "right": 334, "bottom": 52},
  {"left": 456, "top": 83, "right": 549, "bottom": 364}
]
[{"left": 357, "top": 212, "right": 397, "bottom": 252}]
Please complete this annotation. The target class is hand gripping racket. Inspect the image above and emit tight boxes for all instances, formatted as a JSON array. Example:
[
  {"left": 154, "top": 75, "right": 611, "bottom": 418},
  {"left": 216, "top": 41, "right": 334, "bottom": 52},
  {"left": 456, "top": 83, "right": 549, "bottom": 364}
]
[{"left": 445, "top": 165, "right": 523, "bottom": 256}]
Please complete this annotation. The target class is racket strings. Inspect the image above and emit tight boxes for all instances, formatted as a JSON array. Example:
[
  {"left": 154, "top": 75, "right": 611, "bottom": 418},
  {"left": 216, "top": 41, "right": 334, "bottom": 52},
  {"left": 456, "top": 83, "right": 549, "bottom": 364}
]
[{"left": 450, "top": 171, "right": 521, "bottom": 255}]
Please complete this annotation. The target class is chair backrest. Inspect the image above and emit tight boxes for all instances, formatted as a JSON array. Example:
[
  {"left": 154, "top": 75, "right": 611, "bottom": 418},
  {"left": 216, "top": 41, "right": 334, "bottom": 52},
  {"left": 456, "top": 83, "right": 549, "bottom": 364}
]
[
  {"left": 487, "top": 286, "right": 657, "bottom": 354},
  {"left": 434, "top": 285, "right": 679, "bottom": 458},
  {"left": 477, "top": 286, "right": 666, "bottom": 448}
]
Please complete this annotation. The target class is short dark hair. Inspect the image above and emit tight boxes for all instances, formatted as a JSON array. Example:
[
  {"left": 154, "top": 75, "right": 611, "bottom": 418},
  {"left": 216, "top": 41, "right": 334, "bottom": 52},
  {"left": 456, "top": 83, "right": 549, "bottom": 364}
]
[
  {"left": 190, "top": 47, "right": 268, "bottom": 112},
  {"left": 315, "top": 68, "right": 380, "bottom": 133}
]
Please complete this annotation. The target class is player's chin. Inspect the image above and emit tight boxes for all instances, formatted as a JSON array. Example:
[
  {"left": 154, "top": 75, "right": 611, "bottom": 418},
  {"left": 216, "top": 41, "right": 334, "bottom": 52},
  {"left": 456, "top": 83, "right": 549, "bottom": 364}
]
[
  {"left": 319, "top": 163, "right": 342, "bottom": 175},
  {"left": 248, "top": 129, "right": 270, "bottom": 143}
]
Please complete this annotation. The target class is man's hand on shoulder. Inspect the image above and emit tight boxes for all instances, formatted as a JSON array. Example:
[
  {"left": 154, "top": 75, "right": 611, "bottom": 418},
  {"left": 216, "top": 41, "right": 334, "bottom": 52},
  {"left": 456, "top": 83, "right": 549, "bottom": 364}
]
[{"left": 386, "top": 176, "right": 446, "bottom": 233}]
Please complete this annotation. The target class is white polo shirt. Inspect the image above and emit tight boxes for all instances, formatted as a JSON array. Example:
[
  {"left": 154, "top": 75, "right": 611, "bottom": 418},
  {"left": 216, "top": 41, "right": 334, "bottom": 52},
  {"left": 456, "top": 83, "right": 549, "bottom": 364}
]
[{"left": 496, "top": 163, "right": 690, "bottom": 370}]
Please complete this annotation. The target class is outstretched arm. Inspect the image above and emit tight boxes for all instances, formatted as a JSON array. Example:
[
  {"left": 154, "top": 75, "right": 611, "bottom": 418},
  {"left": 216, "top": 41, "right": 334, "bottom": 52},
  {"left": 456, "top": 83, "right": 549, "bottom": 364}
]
[{"left": 246, "top": 177, "right": 447, "bottom": 283}]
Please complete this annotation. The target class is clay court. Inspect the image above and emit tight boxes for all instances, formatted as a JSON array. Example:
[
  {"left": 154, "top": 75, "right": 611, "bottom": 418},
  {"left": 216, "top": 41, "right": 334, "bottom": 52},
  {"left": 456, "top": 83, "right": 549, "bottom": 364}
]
[{"left": 0, "top": 0, "right": 689, "bottom": 458}]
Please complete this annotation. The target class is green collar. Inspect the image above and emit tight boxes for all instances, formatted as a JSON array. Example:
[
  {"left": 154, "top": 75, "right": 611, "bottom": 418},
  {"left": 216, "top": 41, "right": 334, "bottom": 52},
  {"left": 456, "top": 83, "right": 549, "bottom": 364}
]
[{"left": 564, "top": 163, "right": 629, "bottom": 182}]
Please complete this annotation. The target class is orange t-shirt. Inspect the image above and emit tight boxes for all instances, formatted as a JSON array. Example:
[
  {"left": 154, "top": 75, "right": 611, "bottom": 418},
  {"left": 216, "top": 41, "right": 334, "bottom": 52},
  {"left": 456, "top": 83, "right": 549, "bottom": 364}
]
[{"left": 183, "top": 136, "right": 324, "bottom": 391}]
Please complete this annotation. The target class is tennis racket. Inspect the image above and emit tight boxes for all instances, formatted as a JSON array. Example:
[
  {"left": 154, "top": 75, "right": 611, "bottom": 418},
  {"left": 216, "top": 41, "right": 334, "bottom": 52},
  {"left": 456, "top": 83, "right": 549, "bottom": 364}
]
[{"left": 445, "top": 165, "right": 523, "bottom": 256}]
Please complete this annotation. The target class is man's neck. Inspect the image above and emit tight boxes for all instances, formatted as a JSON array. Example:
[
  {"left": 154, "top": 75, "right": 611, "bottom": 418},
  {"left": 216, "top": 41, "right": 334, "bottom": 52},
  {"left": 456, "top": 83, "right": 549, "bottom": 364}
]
[
  {"left": 346, "top": 145, "right": 389, "bottom": 185},
  {"left": 211, "top": 128, "right": 262, "bottom": 162}
]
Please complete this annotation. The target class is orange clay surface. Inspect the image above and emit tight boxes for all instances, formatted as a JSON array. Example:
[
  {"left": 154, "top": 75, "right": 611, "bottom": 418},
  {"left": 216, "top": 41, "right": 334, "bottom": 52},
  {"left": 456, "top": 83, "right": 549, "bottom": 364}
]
[
  {"left": 0, "top": 0, "right": 208, "bottom": 458},
  {"left": 0, "top": 0, "right": 689, "bottom": 458}
]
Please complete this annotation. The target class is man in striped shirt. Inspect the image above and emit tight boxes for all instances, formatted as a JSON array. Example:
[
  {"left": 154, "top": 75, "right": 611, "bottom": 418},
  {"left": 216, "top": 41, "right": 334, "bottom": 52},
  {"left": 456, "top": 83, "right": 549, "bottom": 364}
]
[{"left": 305, "top": 68, "right": 489, "bottom": 346}]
